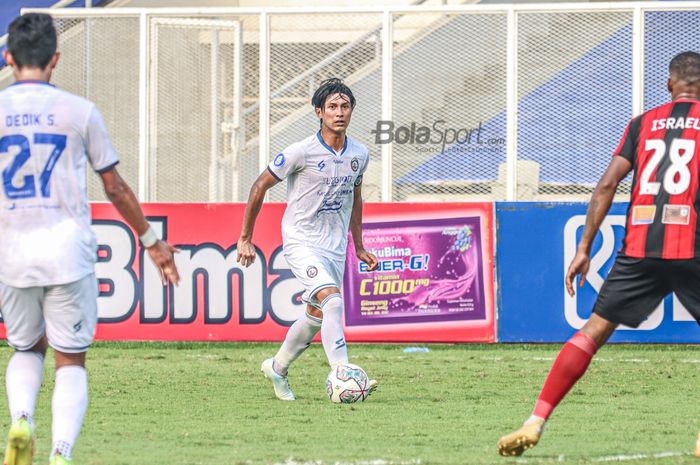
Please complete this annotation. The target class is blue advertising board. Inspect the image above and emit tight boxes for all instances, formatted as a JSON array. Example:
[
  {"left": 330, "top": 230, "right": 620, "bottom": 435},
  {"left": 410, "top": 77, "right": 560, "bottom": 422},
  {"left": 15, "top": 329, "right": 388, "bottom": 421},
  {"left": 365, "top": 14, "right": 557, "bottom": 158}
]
[{"left": 496, "top": 202, "right": 700, "bottom": 343}]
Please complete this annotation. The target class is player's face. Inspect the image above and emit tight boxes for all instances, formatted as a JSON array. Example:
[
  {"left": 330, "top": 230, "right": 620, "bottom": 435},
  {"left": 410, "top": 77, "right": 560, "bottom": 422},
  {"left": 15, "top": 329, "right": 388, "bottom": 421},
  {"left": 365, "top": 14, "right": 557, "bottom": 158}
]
[{"left": 317, "top": 93, "right": 353, "bottom": 134}]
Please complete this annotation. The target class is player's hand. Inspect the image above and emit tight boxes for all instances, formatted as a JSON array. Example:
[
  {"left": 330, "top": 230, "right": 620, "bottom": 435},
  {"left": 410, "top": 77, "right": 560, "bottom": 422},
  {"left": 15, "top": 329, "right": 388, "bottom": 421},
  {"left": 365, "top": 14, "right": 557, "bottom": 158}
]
[
  {"left": 565, "top": 250, "right": 590, "bottom": 297},
  {"left": 357, "top": 249, "right": 378, "bottom": 271},
  {"left": 237, "top": 238, "right": 256, "bottom": 268},
  {"left": 147, "top": 240, "right": 180, "bottom": 286}
]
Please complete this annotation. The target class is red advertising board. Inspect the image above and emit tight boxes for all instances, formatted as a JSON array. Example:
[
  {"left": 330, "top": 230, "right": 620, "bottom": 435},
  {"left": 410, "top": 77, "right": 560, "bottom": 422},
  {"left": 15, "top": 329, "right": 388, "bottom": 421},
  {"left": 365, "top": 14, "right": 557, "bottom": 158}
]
[{"left": 1, "top": 203, "right": 495, "bottom": 343}]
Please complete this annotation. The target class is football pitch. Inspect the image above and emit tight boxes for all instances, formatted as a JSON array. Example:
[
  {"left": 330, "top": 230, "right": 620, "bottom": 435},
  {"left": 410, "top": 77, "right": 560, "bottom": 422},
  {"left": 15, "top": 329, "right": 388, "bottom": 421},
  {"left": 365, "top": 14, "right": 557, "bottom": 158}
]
[{"left": 2, "top": 342, "right": 698, "bottom": 465}]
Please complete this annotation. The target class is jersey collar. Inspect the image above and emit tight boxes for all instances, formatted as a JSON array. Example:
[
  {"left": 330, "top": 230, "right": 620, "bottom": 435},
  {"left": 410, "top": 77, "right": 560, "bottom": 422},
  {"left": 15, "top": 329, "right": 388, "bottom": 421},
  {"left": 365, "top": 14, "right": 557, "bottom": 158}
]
[
  {"left": 316, "top": 130, "right": 348, "bottom": 156},
  {"left": 11, "top": 80, "right": 56, "bottom": 87}
]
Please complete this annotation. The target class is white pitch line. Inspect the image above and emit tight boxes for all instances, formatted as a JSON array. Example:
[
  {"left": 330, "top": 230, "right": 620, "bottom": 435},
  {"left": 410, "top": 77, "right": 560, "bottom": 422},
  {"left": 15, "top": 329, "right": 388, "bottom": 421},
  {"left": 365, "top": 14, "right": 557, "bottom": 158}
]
[
  {"left": 591, "top": 451, "right": 688, "bottom": 462},
  {"left": 514, "top": 451, "right": 689, "bottom": 463},
  {"left": 273, "top": 459, "right": 422, "bottom": 465}
]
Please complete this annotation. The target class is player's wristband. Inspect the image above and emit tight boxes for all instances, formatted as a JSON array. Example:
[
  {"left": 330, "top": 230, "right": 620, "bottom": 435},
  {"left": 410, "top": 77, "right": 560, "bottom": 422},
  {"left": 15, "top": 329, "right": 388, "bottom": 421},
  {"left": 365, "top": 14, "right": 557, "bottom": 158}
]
[{"left": 139, "top": 227, "right": 158, "bottom": 248}]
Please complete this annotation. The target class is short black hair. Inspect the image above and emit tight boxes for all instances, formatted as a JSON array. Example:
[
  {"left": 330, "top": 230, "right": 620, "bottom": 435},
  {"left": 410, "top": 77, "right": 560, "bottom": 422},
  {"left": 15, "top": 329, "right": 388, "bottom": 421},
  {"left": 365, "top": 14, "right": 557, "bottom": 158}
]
[
  {"left": 669, "top": 51, "right": 700, "bottom": 85},
  {"left": 311, "top": 78, "right": 356, "bottom": 110},
  {"left": 7, "top": 13, "right": 57, "bottom": 69}
]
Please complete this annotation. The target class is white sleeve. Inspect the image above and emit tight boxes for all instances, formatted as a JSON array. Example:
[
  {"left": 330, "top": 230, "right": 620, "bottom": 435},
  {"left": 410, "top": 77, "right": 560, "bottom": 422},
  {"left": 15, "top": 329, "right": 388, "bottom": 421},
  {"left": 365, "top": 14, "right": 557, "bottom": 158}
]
[
  {"left": 354, "top": 152, "right": 370, "bottom": 186},
  {"left": 267, "top": 144, "right": 305, "bottom": 181},
  {"left": 85, "top": 105, "right": 119, "bottom": 173}
]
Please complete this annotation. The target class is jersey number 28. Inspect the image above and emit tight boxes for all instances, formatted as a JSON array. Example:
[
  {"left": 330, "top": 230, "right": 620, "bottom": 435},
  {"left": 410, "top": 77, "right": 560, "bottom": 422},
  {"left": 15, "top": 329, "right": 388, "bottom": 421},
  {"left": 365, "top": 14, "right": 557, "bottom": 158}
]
[
  {"left": 640, "top": 138, "right": 696, "bottom": 196},
  {"left": 0, "top": 133, "right": 66, "bottom": 199}
]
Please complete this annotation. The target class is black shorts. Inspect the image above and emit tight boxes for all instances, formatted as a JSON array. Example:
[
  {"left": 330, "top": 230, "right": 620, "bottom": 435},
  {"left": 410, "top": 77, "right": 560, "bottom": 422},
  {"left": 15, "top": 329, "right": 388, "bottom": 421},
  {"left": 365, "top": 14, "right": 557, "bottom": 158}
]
[{"left": 593, "top": 255, "right": 700, "bottom": 327}]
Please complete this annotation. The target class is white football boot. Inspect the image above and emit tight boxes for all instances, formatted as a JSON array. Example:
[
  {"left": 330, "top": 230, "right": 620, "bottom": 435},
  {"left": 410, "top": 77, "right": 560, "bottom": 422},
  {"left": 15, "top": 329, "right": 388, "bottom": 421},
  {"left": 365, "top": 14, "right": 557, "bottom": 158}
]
[{"left": 260, "top": 358, "right": 295, "bottom": 401}]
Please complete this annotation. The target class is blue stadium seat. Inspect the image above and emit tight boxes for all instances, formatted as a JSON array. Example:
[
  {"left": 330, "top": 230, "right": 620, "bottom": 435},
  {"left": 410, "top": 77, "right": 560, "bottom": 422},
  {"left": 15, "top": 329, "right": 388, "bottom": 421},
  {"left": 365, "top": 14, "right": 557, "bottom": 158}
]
[{"left": 0, "top": 1, "right": 107, "bottom": 67}]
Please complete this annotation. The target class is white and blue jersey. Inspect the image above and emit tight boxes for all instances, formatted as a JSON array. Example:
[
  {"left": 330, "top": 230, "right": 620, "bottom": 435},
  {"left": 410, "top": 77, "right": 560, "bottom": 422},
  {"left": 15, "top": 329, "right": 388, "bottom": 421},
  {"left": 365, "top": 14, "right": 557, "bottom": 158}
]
[
  {"left": 0, "top": 81, "right": 118, "bottom": 287},
  {"left": 268, "top": 132, "right": 369, "bottom": 261}
]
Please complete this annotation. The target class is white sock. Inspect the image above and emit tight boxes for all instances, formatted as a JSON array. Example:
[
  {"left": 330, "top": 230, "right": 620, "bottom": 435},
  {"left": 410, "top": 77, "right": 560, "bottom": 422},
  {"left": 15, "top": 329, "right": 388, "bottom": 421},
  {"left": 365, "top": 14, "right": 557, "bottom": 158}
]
[
  {"left": 320, "top": 294, "right": 348, "bottom": 367},
  {"left": 6, "top": 351, "right": 44, "bottom": 429},
  {"left": 52, "top": 365, "right": 88, "bottom": 460},
  {"left": 525, "top": 415, "right": 546, "bottom": 426},
  {"left": 274, "top": 312, "right": 322, "bottom": 376}
]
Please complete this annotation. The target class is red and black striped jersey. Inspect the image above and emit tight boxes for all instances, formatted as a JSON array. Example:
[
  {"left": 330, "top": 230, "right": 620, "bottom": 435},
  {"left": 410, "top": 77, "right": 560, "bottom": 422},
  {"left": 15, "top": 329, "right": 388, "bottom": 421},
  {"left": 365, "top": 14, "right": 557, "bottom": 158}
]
[{"left": 617, "top": 98, "right": 700, "bottom": 259}]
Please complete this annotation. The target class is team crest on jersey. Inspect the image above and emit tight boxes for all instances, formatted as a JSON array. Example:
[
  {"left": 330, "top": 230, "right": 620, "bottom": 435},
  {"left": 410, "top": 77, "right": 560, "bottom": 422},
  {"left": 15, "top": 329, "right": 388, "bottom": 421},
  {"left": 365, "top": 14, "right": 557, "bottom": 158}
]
[
  {"left": 351, "top": 157, "right": 359, "bottom": 172},
  {"left": 273, "top": 153, "right": 285, "bottom": 167},
  {"left": 306, "top": 266, "right": 318, "bottom": 278}
]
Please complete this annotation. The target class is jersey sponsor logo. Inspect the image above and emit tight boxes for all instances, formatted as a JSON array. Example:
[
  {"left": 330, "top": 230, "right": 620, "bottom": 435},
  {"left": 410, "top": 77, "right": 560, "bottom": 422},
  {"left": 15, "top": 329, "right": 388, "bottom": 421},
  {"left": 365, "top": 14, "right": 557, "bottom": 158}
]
[
  {"left": 273, "top": 153, "right": 285, "bottom": 167},
  {"left": 564, "top": 215, "right": 694, "bottom": 330},
  {"left": 317, "top": 198, "right": 343, "bottom": 215},
  {"left": 631, "top": 205, "right": 656, "bottom": 225},
  {"left": 662, "top": 204, "right": 690, "bottom": 225},
  {"left": 306, "top": 265, "right": 318, "bottom": 278},
  {"left": 318, "top": 160, "right": 326, "bottom": 171},
  {"left": 351, "top": 157, "right": 359, "bottom": 172}
]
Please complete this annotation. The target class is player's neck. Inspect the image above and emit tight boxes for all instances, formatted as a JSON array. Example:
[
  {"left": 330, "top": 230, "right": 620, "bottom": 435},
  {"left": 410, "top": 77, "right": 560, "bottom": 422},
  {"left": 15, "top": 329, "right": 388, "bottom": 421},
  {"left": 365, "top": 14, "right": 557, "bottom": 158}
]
[
  {"left": 673, "top": 93, "right": 700, "bottom": 101},
  {"left": 319, "top": 127, "right": 346, "bottom": 153},
  {"left": 13, "top": 68, "right": 52, "bottom": 84}
]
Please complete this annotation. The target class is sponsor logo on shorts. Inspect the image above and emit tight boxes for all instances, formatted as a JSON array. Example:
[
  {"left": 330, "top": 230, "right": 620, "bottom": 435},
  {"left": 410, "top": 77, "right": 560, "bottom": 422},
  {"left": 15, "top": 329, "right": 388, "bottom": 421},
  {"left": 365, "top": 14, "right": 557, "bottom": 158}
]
[
  {"left": 73, "top": 320, "right": 82, "bottom": 333},
  {"left": 273, "top": 153, "right": 285, "bottom": 167},
  {"left": 351, "top": 157, "right": 359, "bottom": 172},
  {"left": 306, "top": 265, "right": 318, "bottom": 278}
]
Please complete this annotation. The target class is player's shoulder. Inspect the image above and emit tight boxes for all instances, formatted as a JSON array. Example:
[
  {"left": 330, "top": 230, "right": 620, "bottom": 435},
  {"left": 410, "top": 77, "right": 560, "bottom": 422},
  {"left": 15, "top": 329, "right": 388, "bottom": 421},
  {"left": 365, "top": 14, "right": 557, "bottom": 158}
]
[
  {"left": 1, "top": 84, "right": 96, "bottom": 117},
  {"left": 54, "top": 87, "right": 96, "bottom": 113},
  {"left": 282, "top": 133, "right": 317, "bottom": 157},
  {"left": 346, "top": 135, "right": 369, "bottom": 159}
]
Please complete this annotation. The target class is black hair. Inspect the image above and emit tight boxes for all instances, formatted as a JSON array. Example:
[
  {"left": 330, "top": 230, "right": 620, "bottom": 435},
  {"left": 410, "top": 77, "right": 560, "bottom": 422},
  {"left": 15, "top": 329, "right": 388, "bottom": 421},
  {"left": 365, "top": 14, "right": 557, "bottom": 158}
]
[
  {"left": 669, "top": 51, "right": 700, "bottom": 85},
  {"left": 7, "top": 13, "right": 57, "bottom": 69},
  {"left": 312, "top": 78, "right": 356, "bottom": 110}
]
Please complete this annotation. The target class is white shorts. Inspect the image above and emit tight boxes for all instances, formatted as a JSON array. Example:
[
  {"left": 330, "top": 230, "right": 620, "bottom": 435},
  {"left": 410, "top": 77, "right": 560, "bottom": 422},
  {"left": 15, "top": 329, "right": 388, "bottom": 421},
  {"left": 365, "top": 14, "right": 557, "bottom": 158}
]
[
  {"left": 283, "top": 246, "right": 345, "bottom": 308},
  {"left": 0, "top": 274, "right": 98, "bottom": 353}
]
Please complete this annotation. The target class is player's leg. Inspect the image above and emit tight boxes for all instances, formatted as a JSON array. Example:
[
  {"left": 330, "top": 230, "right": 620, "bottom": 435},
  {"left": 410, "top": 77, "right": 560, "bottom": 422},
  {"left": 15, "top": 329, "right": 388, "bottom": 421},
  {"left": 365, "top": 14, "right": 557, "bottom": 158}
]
[
  {"left": 315, "top": 286, "right": 348, "bottom": 367},
  {"left": 498, "top": 256, "right": 669, "bottom": 456},
  {"left": 260, "top": 303, "right": 322, "bottom": 401},
  {"left": 271, "top": 303, "right": 323, "bottom": 377},
  {"left": 0, "top": 283, "right": 47, "bottom": 465},
  {"left": 50, "top": 351, "right": 87, "bottom": 464},
  {"left": 497, "top": 315, "right": 616, "bottom": 457},
  {"left": 44, "top": 274, "right": 98, "bottom": 464}
]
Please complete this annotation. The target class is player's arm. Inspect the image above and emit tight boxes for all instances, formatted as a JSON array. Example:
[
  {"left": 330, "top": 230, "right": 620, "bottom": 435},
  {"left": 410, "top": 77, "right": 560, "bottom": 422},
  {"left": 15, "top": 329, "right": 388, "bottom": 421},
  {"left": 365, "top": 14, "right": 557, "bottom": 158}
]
[
  {"left": 100, "top": 167, "right": 180, "bottom": 286},
  {"left": 565, "top": 156, "right": 632, "bottom": 296},
  {"left": 237, "top": 169, "right": 280, "bottom": 268},
  {"left": 350, "top": 182, "right": 378, "bottom": 271}
]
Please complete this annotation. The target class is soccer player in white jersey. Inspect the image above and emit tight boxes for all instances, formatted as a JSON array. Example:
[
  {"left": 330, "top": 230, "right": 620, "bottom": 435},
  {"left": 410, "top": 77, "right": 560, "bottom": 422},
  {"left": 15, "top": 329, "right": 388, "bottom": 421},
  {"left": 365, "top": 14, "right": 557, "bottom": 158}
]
[
  {"left": 237, "top": 78, "right": 379, "bottom": 400},
  {"left": 0, "top": 14, "right": 180, "bottom": 465}
]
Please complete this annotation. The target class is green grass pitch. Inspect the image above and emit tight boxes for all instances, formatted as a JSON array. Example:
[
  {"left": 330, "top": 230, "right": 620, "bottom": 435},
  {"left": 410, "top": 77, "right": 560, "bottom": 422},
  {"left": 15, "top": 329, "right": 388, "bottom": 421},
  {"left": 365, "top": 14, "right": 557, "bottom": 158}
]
[{"left": 1, "top": 342, "right": 698, "bottom": 465}]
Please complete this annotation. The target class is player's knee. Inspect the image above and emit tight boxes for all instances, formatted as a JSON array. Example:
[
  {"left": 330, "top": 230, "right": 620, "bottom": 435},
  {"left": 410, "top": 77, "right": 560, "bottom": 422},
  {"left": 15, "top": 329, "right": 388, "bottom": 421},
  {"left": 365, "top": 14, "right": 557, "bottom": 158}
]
[
  {"left": 27, "top": 336, "right": 48, "bottom": 356},
  {"left": 307, "top": 306, "right": 323, "bottom": 320},
  {"left": 581, "top": 313, "right": 617, "bottom": 346},
  {"left": 319, "top": 293, "right": 342, "bottom": 313},
  {"left": 54, "top": 350, "right": 86, "bottom": 369},
  {"left": 315, "top": 286, "right": 340, "bottom": 303}
]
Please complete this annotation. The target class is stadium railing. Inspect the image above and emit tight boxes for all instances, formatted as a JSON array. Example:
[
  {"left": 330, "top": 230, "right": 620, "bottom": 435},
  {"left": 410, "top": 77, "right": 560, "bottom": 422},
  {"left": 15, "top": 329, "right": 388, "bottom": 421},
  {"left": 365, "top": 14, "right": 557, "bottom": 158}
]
[{"left": 19, "top": 2, "right": 700, "bottom": 203}]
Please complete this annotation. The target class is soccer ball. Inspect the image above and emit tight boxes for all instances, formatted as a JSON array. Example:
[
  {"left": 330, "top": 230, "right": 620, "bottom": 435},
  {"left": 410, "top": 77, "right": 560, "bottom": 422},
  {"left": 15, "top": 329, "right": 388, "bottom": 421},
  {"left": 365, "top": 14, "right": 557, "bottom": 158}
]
[{"left": 325, "top": 363, "right": 371, "bottom": 404}]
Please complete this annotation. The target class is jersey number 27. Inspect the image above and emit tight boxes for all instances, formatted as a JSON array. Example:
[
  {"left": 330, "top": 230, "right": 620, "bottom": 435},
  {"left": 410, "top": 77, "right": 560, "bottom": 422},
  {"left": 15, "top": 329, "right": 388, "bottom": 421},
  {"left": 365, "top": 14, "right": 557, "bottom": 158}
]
[{"left": 1, "top": 133, "right": 66, "bottom": 200}]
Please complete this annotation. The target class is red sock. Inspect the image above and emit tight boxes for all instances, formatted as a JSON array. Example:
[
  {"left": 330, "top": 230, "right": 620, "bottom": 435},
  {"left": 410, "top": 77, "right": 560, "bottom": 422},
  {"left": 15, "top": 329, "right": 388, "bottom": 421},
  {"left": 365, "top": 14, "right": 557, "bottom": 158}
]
[{"left": 533, "top": 331, "right": 598, "bottom": 420}]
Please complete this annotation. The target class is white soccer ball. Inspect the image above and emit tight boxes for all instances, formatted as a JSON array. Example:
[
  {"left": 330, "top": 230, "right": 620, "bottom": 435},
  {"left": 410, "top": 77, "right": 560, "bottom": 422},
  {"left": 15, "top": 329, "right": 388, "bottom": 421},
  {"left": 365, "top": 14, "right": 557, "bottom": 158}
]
[{"left": 325, "top": 363, "right": 371, "bottom": 404}]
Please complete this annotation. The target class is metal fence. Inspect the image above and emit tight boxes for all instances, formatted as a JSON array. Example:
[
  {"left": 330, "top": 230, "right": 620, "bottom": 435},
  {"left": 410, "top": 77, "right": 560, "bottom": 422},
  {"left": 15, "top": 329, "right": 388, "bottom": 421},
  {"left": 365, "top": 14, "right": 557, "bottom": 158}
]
[{"left": 19, "top": 2, "right": 700, "bottom": 202}]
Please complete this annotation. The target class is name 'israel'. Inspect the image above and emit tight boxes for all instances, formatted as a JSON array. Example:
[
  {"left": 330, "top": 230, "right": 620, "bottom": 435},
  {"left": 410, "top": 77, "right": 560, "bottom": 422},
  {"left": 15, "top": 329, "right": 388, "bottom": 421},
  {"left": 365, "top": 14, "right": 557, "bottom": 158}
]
[{"left": 651, "top": 116, "right": 700, "bottom": 131}]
